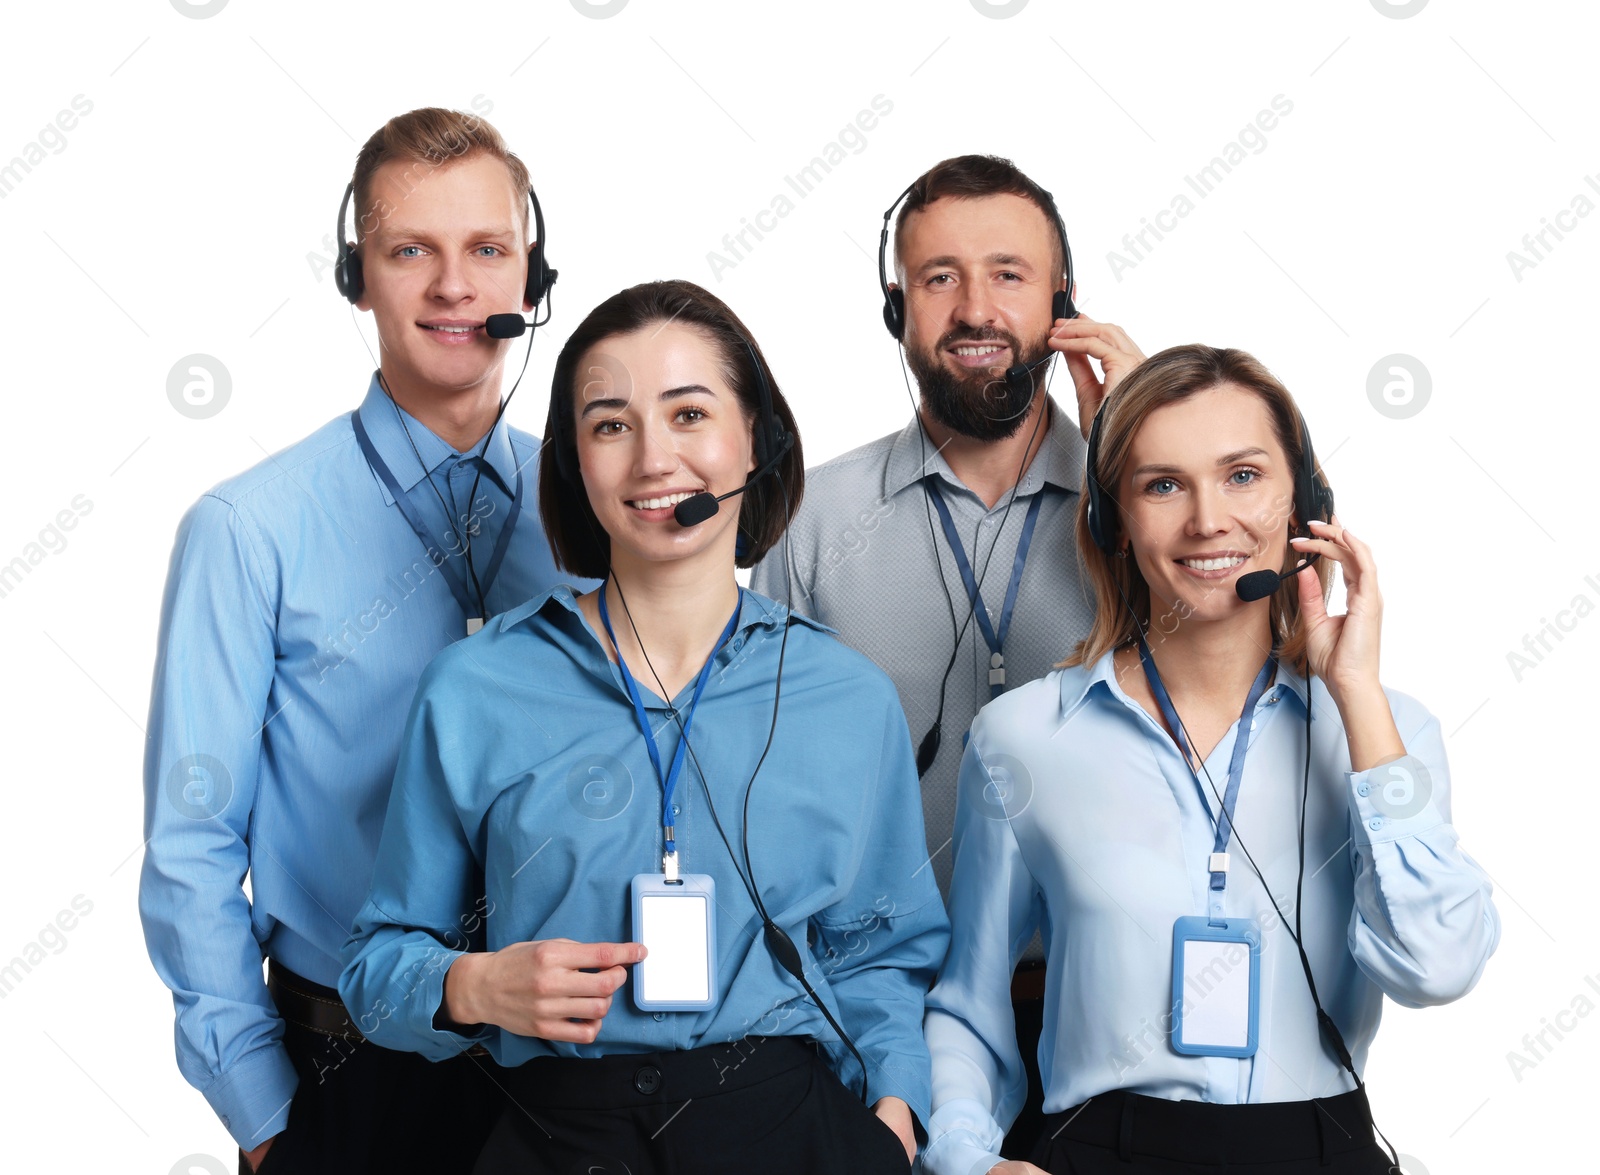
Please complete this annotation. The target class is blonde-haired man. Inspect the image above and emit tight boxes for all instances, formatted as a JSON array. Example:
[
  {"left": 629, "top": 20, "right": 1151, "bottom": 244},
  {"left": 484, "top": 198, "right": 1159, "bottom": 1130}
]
[{"left": 139, "top": 107, "right": 584, "bottom": 1174}]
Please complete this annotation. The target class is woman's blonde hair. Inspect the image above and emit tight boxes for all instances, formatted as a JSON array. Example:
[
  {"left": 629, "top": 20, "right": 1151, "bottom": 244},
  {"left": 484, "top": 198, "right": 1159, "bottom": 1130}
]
[{"left": 1061, "top": 344, "right": 1333, "bottom": 671}]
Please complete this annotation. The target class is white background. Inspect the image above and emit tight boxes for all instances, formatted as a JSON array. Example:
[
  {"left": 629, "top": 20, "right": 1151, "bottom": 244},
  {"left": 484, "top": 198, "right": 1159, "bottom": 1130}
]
[{"left": 0, "top": 1, "right": 1593, "bottom": 1171}]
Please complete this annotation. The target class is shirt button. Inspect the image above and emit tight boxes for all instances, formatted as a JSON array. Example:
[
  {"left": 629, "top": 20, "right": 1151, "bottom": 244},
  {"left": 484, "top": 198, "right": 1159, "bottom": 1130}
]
[
  {"left": 1357, "top": 784, "right": 1371, "bottom": 797},
  {"left": 634, "top": 1064, "right": 663, "bottom": 1095},
  {"left": 1368, "top": 817, "right": 1384, "bottom": 831},
  {"left": 671, "top": 805, "right": 681, "bottom": 817},
  {"left": 652, "top": 1012, "right": 666, "bottom": 1022}
]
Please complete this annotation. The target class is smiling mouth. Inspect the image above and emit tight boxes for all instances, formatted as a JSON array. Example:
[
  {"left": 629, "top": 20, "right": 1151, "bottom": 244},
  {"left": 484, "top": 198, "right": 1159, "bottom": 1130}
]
[
  {"left": 420, "top": 324, "right": 481, "bottom": 334},
  {"left": 950, "top": 343, "right": 1007, "bottom": 357},
  {"left": 1178, "top": 555, "right": 1248, "bottom": 572},
  {"left": 627, "top": 491, "right": 699, "bottom": 511}
]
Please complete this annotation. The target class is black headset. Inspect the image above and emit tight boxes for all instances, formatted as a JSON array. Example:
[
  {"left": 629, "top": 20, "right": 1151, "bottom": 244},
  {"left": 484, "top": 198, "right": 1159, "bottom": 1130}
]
[
  {"left": 1083, "top": 393, "right": 1334, "bottom": 556},
  {"left": 546, "top": 333, "right": 788, "bottom": 489},
  {"left": 877, "top": 179, "right": 1076, "bottom": 340},
  {"left": 562, "top": 307, "right": 867, "bottom": 1100},
  {"left": 878, "top": 172, "right": 1076, "bottom": 778},
  {"left": 1081, "top": 385, "right": 1395, "bottom": 1164},
  {"left": 333, "top": 180, "right": 557, "bottom": 310}
]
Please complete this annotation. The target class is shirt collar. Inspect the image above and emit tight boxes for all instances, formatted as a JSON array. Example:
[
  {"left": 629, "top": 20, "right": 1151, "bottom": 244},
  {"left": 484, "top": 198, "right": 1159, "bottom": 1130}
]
[
  {"left": 1060, "top": 645, "right": 1314, "bottom": 721},
  {"left": 354, "top": 372, "right": 520, "bottom": 498},
  {"left": 882, "top": 395, "right": 1086, "bottom": 501},
  {"left": 500, "top": 583, "right": 834, "bottom": 648}
]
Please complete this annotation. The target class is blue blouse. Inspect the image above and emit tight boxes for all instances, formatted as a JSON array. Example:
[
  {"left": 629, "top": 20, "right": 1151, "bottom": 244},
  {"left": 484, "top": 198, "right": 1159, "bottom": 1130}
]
[
  {"left": 922, "top": 651, "right": 1500, "bottom": 1175},
  {"left": 340, "top": 585, "right": 951, "bottom": 1125}
]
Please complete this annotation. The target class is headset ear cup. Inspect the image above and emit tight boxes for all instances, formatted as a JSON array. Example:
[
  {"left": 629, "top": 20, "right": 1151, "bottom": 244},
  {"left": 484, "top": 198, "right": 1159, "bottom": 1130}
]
[
  {"left": 526, "top": 245, "right": 554, "bottom": 307},
  {"left": 746, "top": 400, "right": 769, "bottom": 471},
  {"left": 1052, "top": 289, "right": 1074, "bottom": 322},
  {"left": 335, "top": 248, "right": 363, "bottom": 304},
  {"left": 1315, "top": 476, "right": 1335, "bottom": 526},
  {"left": 1294, "top": 483, "right": 1315, "bottom": 539},
  {"left": 1087, "top": 485, "right": 1113, "bottom": 554},
  {"left": 883, "top": 289, "right": 905, "bottom": 340}
]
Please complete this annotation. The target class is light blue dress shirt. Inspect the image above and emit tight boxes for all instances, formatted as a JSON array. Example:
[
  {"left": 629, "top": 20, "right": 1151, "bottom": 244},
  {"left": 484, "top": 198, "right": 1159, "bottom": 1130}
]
[
  {"left": 338, "top": 585, "right": 951, "bottom": 1127},
  {"left": 139, "top": 375, "right": 582, "bottom": 1151},
  {"left": 922, "top": 651, "right": 1500, "bottom": 1175}
]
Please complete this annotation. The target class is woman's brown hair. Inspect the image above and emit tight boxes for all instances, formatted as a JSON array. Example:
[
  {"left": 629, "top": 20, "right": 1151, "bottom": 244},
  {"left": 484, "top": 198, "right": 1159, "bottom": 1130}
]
[{"left": 539, "top": 280, "right": 804, "bottom": 578}]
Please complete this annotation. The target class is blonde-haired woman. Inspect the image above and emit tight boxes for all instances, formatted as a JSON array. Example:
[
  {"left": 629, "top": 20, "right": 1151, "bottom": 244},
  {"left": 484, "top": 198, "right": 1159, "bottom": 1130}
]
[{"left": 922, "top": 344, "right": 1498, "bottom": 1175}]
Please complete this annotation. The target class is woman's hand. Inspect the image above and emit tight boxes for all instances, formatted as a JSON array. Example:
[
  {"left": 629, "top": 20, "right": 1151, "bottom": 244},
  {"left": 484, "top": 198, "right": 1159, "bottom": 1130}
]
[
  {"left": 1290, "top": 516, "right": 1382, "bottom": 700},
  {"left": 1291, "top": 517, "right": 1405, "bottom": 771},
  {"left": 872, "top": 1096, "right": 917, "bottom": 1164},
  {"left": 442, "top": 938, "right": 645, "bottom": 1042},
  {"left": 988, "top": 1163, "right": 1049, "bottom": 1174}
]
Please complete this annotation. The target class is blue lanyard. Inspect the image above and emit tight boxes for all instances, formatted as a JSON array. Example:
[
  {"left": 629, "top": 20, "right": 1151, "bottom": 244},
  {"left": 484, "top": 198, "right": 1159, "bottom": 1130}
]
[
  {"left": 1137, "top": 636, "right": 1277, "bottom": 923},
  {"left": 597, "top": 586, "right": 741, "bottom": 859},
  {"left": 351, "top": 413, "right": 524, "bottom": 629},
  {"left": 924, "top": 481, "right": 1046, "bottom": 699}
]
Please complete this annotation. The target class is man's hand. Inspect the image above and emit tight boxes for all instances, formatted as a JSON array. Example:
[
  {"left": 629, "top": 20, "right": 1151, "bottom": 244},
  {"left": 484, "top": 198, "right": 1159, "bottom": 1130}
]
[
  {"left": 1047, "top": 314, "right": 1148, "bottom": 438},
  {"left": 241, "top": 1136, "right": 276, "bottom": 1173},
  {"left": 442, "top": 938, "right": 646, "bottom": 1043},
  {"left": 989, "top": 1163, "right": 1049, "bottom": 1174},
  {"left": 872, "top": 1095, "right": 916, "bottom": 1164}
]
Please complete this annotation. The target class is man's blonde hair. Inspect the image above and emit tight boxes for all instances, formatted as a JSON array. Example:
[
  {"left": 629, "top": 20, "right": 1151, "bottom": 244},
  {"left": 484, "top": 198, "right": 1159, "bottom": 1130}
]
[{"left": 350, "top": 106, "right": 530, "bottom": 245}]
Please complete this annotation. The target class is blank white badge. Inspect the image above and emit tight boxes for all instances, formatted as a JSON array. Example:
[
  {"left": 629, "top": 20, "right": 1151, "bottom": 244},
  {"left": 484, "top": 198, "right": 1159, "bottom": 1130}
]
[
  {"left": 637, "top": 892, "right": 711, "bottom": 1005},
  {"left": 1180, "top": 937, "right": 1251, "bottom": 1048}
]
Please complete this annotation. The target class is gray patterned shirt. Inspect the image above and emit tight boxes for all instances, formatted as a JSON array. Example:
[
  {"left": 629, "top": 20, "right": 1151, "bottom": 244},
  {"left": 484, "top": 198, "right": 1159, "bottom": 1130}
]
[{"left": 753, "top": 399, "right": 1096, "bottom": 900}]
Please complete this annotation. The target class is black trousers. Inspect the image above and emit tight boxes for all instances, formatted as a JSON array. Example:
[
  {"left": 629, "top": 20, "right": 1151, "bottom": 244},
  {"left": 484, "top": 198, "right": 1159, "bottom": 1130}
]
[
  {"left": 1030, "top": 1087, "right": 1394, "bottom": 1174},
  {"left": 241, "top": 1011, "right": 506, "bottom": 1174},
  {"left": 472, "top": 1035, "right": 912, "bottom": 1175}
]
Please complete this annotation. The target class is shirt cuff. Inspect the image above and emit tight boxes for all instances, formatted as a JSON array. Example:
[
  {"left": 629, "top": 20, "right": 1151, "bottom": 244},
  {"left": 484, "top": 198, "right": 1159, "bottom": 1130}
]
[
  {"left": 400, "top": 948, "right": 494, "bottom": 1059},
  {"left": 202, "top": 1042, "right": 298, "bottom": 1152},
  {"left": 922, "top": 1098, "right": 1007, "bottom": 1175},
  {"left": 921, "top": 1126, "right": 1004, "bottom": 1175},
  {"left": 1347, "top": 753, "right": 1445, "bottom": 846},
  {"left": 864, "top": 1056, "right": 932, "bottom": 1142}
]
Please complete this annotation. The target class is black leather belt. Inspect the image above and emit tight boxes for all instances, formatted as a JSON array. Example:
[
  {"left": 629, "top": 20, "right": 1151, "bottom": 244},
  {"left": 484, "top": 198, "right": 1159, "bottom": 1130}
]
[{"left": 268, "top": 960, "right": 365, "bottom": 1041}]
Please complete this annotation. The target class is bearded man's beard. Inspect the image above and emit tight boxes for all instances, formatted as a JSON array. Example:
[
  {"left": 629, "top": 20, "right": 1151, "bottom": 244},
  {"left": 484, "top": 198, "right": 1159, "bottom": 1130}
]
[{"left": 906, "top": 326, "right": 1051, "bottom": 442}]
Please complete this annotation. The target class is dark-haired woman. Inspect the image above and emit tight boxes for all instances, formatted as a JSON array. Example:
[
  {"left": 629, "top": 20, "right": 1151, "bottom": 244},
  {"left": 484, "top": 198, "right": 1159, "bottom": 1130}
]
[
  {"left": 921, "top": 345, "right": 1498, "bottom": 1174},
  {"left": 340, "top": 280, "right": 947, "bottom": 1174}
]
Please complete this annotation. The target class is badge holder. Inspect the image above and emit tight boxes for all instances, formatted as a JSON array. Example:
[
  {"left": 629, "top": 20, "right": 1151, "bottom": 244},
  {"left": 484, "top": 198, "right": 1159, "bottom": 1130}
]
[
  {"left": 631, "top": 869, "right": 718, "bottom": 1012},
  {"left": 1170, "top": 915, "right": 1261, "bottom": 1057}
]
